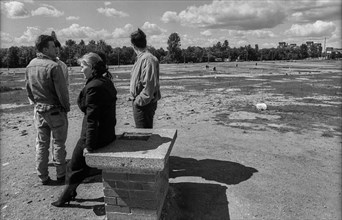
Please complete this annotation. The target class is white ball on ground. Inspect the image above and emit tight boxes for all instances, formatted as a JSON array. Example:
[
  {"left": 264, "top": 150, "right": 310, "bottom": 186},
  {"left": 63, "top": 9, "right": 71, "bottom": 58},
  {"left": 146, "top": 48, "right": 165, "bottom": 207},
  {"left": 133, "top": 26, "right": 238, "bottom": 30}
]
[{"left": 256, "top": 103, "right": 267, "bottom": 111}]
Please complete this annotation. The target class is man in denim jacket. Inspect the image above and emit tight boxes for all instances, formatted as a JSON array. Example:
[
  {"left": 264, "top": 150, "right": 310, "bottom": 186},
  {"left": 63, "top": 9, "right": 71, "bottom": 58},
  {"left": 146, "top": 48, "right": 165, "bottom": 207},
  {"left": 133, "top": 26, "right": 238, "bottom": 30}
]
[{"left": 26, "top": 35, "right": 70, "bottom": 185}]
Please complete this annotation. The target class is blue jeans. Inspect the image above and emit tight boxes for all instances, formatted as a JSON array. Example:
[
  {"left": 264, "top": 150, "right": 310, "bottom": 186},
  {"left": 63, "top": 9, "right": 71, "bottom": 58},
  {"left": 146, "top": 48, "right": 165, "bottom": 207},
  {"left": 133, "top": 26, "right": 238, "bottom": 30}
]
[
  {"left": 34, "top": 107, "right": 68, "bottom": 182},
  {"left": 132, "top": 101, "right": 157, "bottom": 128}
]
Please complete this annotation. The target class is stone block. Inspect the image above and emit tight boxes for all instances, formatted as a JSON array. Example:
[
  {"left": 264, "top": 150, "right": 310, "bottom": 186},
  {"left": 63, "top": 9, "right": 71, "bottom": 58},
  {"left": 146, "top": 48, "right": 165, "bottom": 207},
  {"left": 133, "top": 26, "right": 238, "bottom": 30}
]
[{"left": 85, "top": 129, "right": 177, "bottom": 173}]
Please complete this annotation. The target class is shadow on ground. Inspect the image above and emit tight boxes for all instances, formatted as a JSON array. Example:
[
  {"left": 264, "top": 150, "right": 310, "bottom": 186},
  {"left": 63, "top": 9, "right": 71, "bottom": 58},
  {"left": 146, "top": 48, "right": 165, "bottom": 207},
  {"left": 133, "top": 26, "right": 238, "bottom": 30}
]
[
  {"left": 169, "top": 156, "right": 258, "bottom": 185},
  {"left": 161, "top": 156, "right": 258, "bottom": 220}
]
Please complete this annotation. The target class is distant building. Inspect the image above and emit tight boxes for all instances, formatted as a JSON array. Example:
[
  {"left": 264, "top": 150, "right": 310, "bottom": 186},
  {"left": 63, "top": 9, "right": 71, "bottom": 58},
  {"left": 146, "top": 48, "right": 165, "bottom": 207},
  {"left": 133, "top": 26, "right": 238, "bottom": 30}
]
[
  {"left": 278, "top": 42, "right": 287, "bottom": 48},
  {"left": 306, "top": 41, "right": 314, "bottom": 47},
  {"left": 326, "top": 47, "right": 342, "bottom": 55},
  {"left": 326, "top": 47, "right": 334, "bottom": 54}
]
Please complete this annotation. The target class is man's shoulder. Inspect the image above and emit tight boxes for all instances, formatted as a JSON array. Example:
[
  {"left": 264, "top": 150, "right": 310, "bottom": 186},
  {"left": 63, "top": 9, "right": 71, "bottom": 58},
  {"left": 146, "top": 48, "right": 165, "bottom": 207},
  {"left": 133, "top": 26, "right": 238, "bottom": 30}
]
[
  {"left": 142, "top": 52, "right": 158, "bottom": 63},
  {"left": 27, "top": 57, "right": 58, "bottom": 67},
  {"left": 57, "top": 59, "right": 67, "bottom": 67}
]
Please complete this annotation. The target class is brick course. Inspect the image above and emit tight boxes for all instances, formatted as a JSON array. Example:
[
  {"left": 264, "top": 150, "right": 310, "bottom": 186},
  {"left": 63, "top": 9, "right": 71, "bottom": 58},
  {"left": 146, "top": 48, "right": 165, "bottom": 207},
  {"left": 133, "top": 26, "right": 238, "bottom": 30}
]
[{"left": 103, "top": 167, "right": 169, "bottom": 220}]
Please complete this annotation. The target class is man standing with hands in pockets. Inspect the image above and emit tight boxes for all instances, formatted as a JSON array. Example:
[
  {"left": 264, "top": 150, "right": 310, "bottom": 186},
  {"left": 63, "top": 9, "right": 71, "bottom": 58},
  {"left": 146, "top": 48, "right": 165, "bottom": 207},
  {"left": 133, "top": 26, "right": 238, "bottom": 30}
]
[
  {"left": 26, "top": 35, "right": 70, "bottom": 185},
  {"left": 129, "top": 28, "right": 161, "bottom": 128}
]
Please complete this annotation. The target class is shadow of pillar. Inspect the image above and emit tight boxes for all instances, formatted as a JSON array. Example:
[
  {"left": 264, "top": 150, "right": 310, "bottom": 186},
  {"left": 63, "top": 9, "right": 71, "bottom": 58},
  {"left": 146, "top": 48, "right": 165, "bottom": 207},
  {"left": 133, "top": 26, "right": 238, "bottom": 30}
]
[
  {"left": 160, "top": 156, "right": 258, "bottom": 220},
  {"left": 162, "top": 182, "right": 229, "bottom": 220}
]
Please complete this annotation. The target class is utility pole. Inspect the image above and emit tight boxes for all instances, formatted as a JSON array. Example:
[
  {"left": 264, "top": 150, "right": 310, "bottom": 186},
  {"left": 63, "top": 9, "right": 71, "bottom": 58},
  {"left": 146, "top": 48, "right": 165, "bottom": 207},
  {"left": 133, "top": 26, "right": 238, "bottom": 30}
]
[
  {"left": 323, "top": 37, "right": 326, "bottom": 59},
  {"left": 117, "top": 51, "right": 120, "bottom": 67}
]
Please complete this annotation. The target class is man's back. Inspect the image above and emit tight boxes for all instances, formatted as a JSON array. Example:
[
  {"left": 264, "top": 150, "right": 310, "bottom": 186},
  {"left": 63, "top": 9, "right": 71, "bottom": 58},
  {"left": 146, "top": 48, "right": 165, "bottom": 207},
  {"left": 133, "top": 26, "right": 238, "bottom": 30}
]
[{"left": 26, "top": 55, "right": 70, "bottom": 111}]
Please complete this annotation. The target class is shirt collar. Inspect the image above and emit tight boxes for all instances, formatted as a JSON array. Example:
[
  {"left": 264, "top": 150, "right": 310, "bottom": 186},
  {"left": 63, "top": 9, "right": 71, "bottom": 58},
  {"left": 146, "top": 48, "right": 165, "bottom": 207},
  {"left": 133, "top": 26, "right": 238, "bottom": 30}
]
[
  {"left": 136, "top": 48, "right": 147, "bottom": 58},
  {"left": 36, "top": 52, "right": 56, "bottom": 61}
]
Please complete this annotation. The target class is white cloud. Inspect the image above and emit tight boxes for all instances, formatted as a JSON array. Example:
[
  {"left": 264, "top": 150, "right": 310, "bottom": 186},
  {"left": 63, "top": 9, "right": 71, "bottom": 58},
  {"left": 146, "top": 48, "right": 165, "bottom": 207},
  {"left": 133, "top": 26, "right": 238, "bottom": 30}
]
[
  {"left": 104, "top": 1, "right": 111, "bottom": 6},
  {"left": 288, "top": 0, "right": 341, "bottom": 22},
  {"left": 163, "top": 0, "right": 286, "bottom": 30},
  {"left": 226, "top": 30, "right": 276, "bottom": 39},
  {"left": 20, "top": 0, "right": 34, "bottom": 3},
  {"left": 200, "top": 30, "right": 212, "bottom": 36},
  {"left": 1, "top": 1, "right": 30, "bottom": 18},
  {"left": 14, "top": 26, "right": 41, "bottom": 44},
  {"left": 0, "top": 32, "right": 14, "bottom": 43},
  {"left": 328, "top": 25, "right": 342, "bottom": 48},
  {"left": 285, "top": 20, "right": 336, "bottom": 37},
  {"left": 141, "top": 22, "right": 166, "bottom": 36},
  {"left": 31, "top": 4, "right": 64, "bottom": 17},
  {"left": 97, "top": 7, "right": 129, "bottom": 17},
  {"left": 112, "top": 24, "right": 134, "bottom": 38},
  {"left": 58, "top": 24, "right": 112, "bottom": 40},
  {"left": 161, "top": 11, "right": 180, "bottom": 23},
  {"left": 66, "top": 16, "right": 80, "bottom": 20},
  {"left": 149, "top": 33, "right": 169, "bottom": 48}
]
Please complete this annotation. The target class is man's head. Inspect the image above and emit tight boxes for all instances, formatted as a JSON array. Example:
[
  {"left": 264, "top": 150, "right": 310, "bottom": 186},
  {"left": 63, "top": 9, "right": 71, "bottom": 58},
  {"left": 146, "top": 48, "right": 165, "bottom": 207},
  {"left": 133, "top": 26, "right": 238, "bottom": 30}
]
[
  {"left": 130, "top": 28, "right": 147, "bottom": 50},
  {"left": 35, "top": 35, "right": 57, "bottom": 59}
]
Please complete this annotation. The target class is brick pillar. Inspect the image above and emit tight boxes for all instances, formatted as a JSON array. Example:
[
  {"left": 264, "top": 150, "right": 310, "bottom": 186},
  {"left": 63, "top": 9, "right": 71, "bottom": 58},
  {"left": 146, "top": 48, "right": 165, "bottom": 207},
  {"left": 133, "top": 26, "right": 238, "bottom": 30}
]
[
  {"left": 84, "top": 129, "right": 177, "bottom": 220},
  {"left": 102, "top": 162, "right": 169, "bottom": 220}
]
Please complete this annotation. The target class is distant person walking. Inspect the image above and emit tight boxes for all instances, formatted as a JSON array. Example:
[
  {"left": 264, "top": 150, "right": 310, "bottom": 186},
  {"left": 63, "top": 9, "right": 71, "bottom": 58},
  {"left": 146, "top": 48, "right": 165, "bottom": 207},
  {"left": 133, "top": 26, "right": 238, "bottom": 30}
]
[
  {"left": 130, "top": 28, "right": 161, "bottom": 128},
  {"left": 25, "top": 35, "right": 70, "bottom": 185}
]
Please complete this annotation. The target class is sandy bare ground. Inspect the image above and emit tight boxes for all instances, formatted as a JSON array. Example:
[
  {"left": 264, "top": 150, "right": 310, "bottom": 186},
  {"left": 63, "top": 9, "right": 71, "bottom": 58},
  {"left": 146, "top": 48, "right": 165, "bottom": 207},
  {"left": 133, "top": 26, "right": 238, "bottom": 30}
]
[{"left": 0, "top": 60, "right": 341, "bottom": 220}]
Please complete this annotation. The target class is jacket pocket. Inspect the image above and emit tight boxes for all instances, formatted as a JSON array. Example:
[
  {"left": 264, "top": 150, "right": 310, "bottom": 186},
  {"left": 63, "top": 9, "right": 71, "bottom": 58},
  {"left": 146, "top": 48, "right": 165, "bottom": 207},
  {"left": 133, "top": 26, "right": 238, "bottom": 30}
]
[{"left": 47, "top": 110, "right": 65, "bottom": 128}]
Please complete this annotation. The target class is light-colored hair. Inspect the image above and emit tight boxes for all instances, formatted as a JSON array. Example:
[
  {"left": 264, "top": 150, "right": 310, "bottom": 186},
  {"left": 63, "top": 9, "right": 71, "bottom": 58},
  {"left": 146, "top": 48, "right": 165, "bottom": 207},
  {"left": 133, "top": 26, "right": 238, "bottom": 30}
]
[{"left": 77, "top": 52, "right": 102, "bottom": 68}]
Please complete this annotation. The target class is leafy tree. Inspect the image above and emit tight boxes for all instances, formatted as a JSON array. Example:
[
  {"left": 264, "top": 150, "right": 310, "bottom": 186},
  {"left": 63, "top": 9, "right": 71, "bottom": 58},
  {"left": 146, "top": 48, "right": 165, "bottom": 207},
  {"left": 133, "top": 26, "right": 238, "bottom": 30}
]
[
  {"left": 86, "top": 40, "right": 97, "bottom": 52},
  {"left": 7, "top": 46, "right": 20, "bottom": 68},
  {"left": 223, "top": 40, "right": 229, "bottom": 50},
  {"left": 300, "top": 44, "right": 308, "bottom": 59},
  {"left": 167, "top": 33, "right": 182, "bottom": 63}
]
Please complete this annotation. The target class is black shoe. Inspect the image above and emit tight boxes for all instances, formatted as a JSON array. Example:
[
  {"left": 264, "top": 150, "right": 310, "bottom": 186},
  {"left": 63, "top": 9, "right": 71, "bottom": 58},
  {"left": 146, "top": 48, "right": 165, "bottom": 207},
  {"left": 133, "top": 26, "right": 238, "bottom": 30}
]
[
  {"left": 51, "top": 184, "right": 77, "bottom": 207},
  {"left": 57, "top": 176, "right": 65, "bottom": 184},
  {"left": 70, "top": 189, "right": 77, "bottom": 201},
  {"left": 42, "top": 177, "right": 52, "bottom": 185}
]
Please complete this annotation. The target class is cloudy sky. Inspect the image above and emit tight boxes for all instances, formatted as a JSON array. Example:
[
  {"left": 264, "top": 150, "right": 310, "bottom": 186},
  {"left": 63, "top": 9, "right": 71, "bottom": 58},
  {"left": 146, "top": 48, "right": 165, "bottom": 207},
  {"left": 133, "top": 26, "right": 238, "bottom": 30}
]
[{"left": 1, "top": 0, "right": 341, "bottom": 49}]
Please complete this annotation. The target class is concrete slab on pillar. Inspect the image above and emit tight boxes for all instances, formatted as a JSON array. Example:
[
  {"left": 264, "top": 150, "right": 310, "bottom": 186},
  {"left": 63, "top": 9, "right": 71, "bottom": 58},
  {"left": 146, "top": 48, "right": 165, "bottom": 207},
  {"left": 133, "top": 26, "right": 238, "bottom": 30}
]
[{"left": 85, "top": 128, "right": 177, "bottom": 173}]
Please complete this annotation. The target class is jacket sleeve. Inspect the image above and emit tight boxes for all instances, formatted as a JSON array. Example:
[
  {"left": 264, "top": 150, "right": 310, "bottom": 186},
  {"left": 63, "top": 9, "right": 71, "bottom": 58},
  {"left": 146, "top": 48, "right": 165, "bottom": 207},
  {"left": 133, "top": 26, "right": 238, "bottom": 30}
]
[
  {"left": 51, "top": 64, "right": 70, "bottom": 112},
  {"left": 134, "top": 58, "right": 157, "bottom": 106},
  {"left": 25, "top": 68, "right": 35, "bottom": 104},
  {"left": 85, "top": 87, "right": 100, "bottom": 151}
]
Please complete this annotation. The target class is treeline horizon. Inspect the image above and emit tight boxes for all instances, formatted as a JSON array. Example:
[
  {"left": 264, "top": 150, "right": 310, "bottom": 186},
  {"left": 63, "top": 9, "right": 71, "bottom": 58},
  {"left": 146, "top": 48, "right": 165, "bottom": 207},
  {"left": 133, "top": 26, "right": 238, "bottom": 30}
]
[{"left": 1, "top": 32, "right": 341, "bottom": 69}]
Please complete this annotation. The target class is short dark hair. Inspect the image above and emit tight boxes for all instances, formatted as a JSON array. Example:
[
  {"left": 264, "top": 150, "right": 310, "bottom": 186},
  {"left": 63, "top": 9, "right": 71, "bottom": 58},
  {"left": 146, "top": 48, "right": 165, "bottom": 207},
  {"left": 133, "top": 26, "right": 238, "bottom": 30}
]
[
  {"left": 54, "top": 40, "right": 61, "bottom": 48},
  {"left": 130, "top": 28, "right": 146, "bottom": 49},
  {"left": 36, "top": 35, "right": 55, "bottom": 52}
]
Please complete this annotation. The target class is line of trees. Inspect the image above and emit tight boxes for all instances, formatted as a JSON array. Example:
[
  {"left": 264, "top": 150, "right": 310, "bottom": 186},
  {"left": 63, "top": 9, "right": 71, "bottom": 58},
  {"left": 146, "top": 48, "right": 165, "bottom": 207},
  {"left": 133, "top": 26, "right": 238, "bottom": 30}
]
[{"left": 0, "top": 33, "right": 340, "bottom": 68}]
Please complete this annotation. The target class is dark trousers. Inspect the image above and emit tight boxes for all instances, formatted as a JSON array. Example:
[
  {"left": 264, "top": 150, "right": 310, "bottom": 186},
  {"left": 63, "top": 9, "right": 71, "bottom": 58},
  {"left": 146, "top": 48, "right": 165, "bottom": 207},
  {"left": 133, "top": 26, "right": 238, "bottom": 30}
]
[
  {"left": 132, "top": 101, "right": 157, "bottom": 128},
  {"left": 65, "top": 117, "right": 89, "bottom": 185},
  {"left": 65, "top": 116, "right": 112, "bottom": 185}
]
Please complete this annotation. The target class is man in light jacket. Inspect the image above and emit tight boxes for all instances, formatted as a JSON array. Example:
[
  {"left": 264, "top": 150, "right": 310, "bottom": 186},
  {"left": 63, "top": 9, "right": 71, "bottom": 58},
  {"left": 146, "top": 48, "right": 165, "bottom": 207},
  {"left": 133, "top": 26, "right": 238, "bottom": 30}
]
[
  {"left": 129, "top": 28, "right": 161, "bottom": 128},
  {"left": 26, "top": 35, "right": 70, "bottom": 185}
]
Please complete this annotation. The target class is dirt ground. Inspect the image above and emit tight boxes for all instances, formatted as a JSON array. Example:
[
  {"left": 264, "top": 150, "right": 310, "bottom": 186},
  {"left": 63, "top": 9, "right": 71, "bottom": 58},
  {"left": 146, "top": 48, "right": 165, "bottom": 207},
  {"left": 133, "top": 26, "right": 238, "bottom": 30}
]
[{"left": 0, "top": 60, "right": 341, "bottom": 220}]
